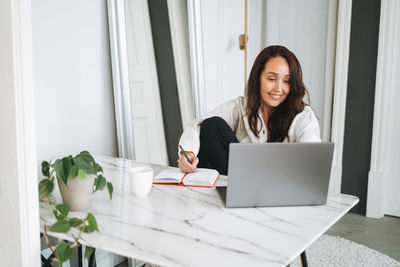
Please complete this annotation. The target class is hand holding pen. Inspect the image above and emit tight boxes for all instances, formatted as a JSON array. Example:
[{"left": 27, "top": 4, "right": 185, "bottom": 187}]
[{"left": 178, "top": 145, "right": 199, "bottom": 173}]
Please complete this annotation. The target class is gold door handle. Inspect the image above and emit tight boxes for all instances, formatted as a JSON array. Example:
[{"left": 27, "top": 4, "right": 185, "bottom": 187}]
[{"left": 239, "top": 34, "right": 248, "bottom": 50}]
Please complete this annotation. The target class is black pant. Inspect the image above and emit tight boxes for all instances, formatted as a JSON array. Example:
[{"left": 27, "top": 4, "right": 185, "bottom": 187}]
[{"left": 197, "top": 117, "right": 239, "bottom": 175}]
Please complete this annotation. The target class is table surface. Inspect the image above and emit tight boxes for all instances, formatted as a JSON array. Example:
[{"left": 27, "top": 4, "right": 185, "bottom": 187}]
[{"left": 40, "top": 155, "right": 359, "bottom": 267}]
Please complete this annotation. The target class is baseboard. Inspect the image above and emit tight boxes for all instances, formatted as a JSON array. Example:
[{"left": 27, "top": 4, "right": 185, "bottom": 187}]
[{"left": 366, "top": 170, "right": 385, "bottom": 218}]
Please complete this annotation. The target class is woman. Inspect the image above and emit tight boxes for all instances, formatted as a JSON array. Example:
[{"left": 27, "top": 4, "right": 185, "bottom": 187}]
[{"left": 178, "top": 45, "right": 321, "bottom": 175}]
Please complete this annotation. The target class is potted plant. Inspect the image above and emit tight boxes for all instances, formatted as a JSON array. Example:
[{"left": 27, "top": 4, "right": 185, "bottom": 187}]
[
  {"left": 38, "top": 151, "right": 113, "bottom": 264},
  {"left": 39, "top": 151, "right": 113, "bottom": 210}
]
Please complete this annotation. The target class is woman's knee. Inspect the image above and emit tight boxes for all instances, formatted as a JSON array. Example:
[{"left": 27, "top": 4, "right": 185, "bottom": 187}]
[{"left": 201, "top": 116, "right": 228, "bottom": 134}]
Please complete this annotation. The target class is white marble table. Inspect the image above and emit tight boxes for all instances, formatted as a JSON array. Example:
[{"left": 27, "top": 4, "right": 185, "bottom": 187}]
[{"left": 40, "top": 155, "right": 359, "bottom": 267}]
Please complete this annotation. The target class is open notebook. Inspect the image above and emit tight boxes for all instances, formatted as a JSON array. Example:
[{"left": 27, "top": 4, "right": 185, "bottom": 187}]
[{"left": 153, "top": 168, "right": 220, "bottom": 188}]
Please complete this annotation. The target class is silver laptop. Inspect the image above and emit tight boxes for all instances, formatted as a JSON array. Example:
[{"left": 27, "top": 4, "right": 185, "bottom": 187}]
[{"left": 216, "top": 142, "right": 334, "bottom": 208}]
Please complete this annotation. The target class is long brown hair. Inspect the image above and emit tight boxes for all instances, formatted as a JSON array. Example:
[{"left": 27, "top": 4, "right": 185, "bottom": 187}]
[{"left": 246, "top": 45, "right": 309, "bottom": 142}]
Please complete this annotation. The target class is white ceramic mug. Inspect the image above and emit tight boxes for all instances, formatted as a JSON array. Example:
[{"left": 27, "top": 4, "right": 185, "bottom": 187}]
[{"left": 129, "top": 167, "right": 153, "bottom": 197}]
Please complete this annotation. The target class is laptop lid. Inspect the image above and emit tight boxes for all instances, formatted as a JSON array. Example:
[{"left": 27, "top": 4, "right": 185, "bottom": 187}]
[{"left": 222, "top": 142, "right": 334, "bottom": 208}]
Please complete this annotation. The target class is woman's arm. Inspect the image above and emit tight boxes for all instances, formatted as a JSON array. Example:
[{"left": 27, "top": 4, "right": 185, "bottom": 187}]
[
  {"left": 292, "top": 106, "right": 322, "bottom": 142},
  {"left": 178, "top": 97, "right": 242, "bottom": 156},
  {"left": 177, "top": 97, "right": 242, "bottom": 172}
]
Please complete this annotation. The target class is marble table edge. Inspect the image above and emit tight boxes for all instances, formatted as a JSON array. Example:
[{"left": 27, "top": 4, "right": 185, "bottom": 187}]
[{"left": 283, "top": 195, "right": 359, "bottom": 266}]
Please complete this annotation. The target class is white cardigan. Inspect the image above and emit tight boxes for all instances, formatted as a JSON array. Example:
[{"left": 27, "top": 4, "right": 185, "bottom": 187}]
[{"left": 178, "top": 96, "right": 321, "bottom": 156}]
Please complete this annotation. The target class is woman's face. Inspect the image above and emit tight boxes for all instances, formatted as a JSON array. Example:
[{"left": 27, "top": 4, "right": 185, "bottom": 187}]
[{"left": 259, "top": 56, "right": 290, "bottom": 110}]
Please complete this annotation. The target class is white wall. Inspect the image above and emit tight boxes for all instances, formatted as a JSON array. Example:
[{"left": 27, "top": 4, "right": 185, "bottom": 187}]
[
  {"left": 33, "top": 0, "right": 117, "bottom": 162},
  {"left": 0, "top": 0, "right": 41, "bottom": 265}
]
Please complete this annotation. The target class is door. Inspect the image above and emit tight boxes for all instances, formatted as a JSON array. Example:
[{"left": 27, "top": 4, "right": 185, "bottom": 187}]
[
  {"left": 250, "top": 0, "right": 336, "bottom": 142},
  {"left": 124, "top": 0, "right": 168, "bottom": 165},
  {"left": 194, "top": 0, "right": 336, "bottom": 142}
]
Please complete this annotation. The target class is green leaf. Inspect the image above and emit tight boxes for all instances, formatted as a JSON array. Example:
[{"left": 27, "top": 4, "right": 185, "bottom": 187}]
[
  {"left": 54, "top": 156, "right": 73, "bottom": 185},
  {"left": 107, "top": 182, "right": 113, "bottom": 200},
  {"left": 78, "top": 168, "right": 87, "bottom": 179},
  {"left": 86, "top": 213, "right": 98, "bottom": 232},
  {"left": 70, "top": 165, "right": 79, "bottom": 178},
  {"left": 56, "top": 241, "right": 73, "bottom": 263},
  {"left": 74, "top": 151, "right": 97, "bottom": 175},
  {"left": 85, "top": 246, "right": 95, "bottom": 258},
  {"left": 53, "top": 204, "right": 69, "bottom": 220},
  {"left": 41, "top": 161, "right": 50, "bottom": 177},
  {"left": 94, "top": 163, "right": 103, "bottom": 173},
  {"left": 49, "top": 219, "right": 71, "bottom": 233},
  {"left": 77, "top": 151, "right": 95, "bottom": 162},
  {"left": 94, "top": 175, "right": 106, "bottom": 192},
  {"left": 68, "top": 217, "right": 83, "bottom": 227},
  {"left": 83, "top": 224, "right": 96, "bottom": 233},
  {"left": 38, "top": 179, "right": 54, "bottom": 200}
]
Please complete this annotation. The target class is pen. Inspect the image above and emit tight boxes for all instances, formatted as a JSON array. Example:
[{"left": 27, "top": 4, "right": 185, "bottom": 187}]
[{"left": 179, "top": 145, "right": 192, "bottom": 164}]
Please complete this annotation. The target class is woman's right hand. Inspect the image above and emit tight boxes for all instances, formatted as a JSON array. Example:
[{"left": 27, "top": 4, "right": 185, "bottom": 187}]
[{"left": 177, "top": 151, "right": 199, "bottom": 173}]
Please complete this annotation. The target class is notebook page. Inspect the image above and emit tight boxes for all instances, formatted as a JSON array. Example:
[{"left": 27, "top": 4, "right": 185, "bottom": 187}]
[
  {"left": 183, "top": 168, "right": 219, "bottom": 186},
  {"left": 153, "top": 169, "right": 184, "bottom": 183}
]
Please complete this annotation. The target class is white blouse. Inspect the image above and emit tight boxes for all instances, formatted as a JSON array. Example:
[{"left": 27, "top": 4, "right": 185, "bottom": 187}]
[{"left": 178, "top": 96, "right": 321, "bottom": 156}]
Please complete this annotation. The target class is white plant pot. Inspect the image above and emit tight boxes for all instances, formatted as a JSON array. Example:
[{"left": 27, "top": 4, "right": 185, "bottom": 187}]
[{"left": 57, "top": 175, "right": 95, "bottom": 211}]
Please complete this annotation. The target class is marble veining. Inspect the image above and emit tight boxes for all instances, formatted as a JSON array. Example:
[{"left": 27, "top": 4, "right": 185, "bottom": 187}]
[{"left": 39, "top": 155, "right": 359, "bottom": 267}]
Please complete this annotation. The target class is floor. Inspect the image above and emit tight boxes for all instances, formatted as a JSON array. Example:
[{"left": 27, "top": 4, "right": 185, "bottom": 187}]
[
  {"left": 326, "top": 212, "right": 400, "bottom": 262},
  {"left": 116, "top": 212, "right": 400, "bottom": 266}
]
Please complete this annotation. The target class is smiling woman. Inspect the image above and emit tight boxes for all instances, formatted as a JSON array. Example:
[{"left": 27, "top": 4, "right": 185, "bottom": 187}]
[
  {"left": 177, "top": 45, "right": 321, "bottom": 175},
  {"left": 247, "top": 45, "right": 310, "bottom": 143}
]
